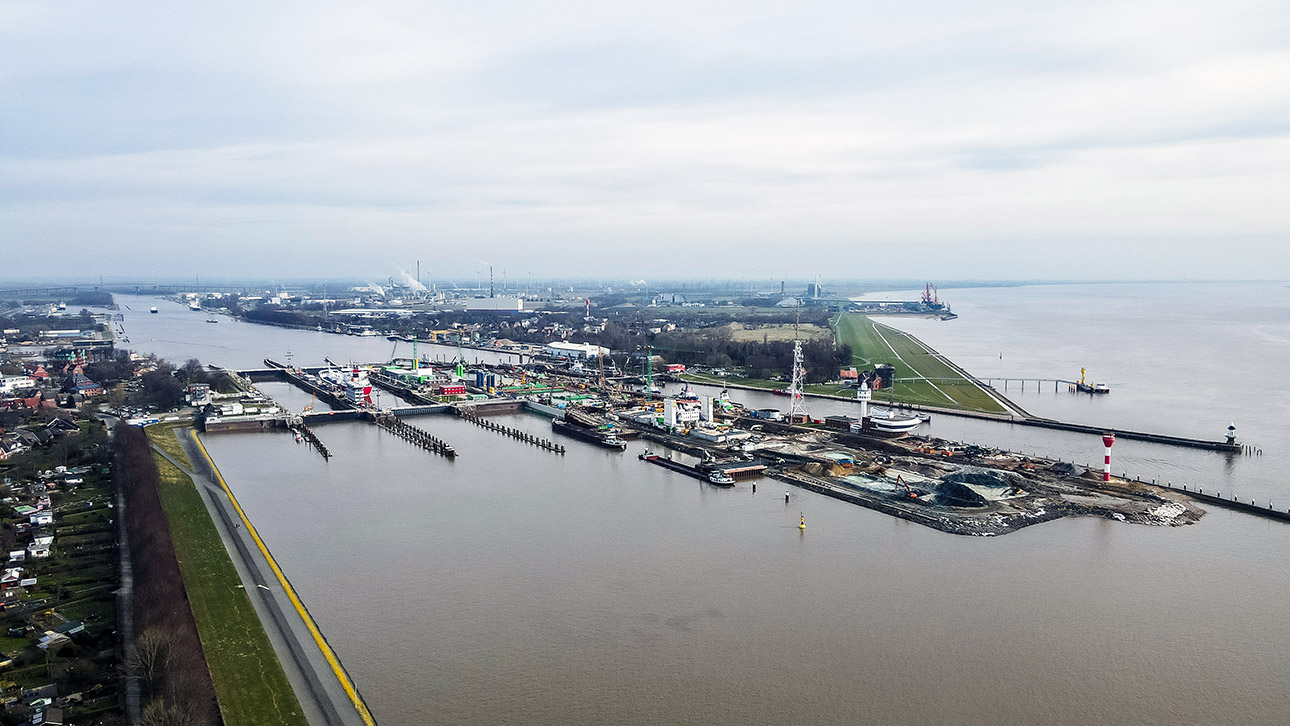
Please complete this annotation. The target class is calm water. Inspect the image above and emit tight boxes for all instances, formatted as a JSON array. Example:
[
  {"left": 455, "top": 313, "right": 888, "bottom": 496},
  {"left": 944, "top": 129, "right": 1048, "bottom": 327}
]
[
  {"left": 118, "top": 286, "right": 1290, "bottom": 724},
  {"left": 204, "top": 417, "right": 1290, "bottom": 726},
  {"left": 112, "top": 294, "right": 520, "bottom": 370}
]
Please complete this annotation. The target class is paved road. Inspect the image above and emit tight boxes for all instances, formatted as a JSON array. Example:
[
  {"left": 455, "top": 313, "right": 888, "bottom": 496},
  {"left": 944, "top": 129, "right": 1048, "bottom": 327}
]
[{"left": 153, "top": 431, "right": 372, "bottom": 726}]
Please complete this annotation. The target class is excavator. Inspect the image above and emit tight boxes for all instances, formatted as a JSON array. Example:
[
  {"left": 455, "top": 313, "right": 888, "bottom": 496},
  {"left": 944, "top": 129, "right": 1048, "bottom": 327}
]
[{"left": 893, "top": 474, "right": 919, "bottom": 499}]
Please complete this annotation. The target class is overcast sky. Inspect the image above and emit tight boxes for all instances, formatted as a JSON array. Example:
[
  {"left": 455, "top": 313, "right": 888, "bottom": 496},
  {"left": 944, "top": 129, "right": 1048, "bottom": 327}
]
[{"left": 3, "top": 0, "right": 1289, "bottom": 282}]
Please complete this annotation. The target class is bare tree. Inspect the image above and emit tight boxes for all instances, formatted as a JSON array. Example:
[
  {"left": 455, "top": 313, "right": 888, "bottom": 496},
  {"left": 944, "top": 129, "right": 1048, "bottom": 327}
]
[
  {"left": 127, "top": 627, "right": 177, "bottom": 695},
  {"left": 138, "top": 697, "right": 203, "bottom": 726}
]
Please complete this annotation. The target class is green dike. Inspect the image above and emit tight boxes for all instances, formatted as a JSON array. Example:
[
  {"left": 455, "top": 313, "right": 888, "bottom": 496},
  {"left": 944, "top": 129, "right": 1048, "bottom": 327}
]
[
  {"left": 833, "top": 312, "right": 1005, "bottom": 413},
  {"left": 145, "top": 427, "right": 308, "bottom": 726}
]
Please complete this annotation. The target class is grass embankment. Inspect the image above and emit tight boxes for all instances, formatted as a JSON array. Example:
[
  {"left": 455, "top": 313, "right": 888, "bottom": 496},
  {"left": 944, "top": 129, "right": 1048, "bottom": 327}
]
[
  {"left": 682, "top": 314, "right": 1006, "bottom": 414},
  {"left": 145, "top": 426, "right": 308, "bottom": 726},
  {"left": 833, "top": 313, "right": 1004, "bottom": 413}
]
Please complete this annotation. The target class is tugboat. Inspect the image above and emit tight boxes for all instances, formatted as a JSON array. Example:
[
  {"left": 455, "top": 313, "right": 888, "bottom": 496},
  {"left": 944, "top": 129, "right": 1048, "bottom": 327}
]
[
  {"left": 149, "top": 306, "right": 158, "bottom": 314},
  {"left": 1073, "top": 368, "right": 1110, "bottom": 394},
  {"left": 705, "top": 469, "right": 736, "bottom": 486}
]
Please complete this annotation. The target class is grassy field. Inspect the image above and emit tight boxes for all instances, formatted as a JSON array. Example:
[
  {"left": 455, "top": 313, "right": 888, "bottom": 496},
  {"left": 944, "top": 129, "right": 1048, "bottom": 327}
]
[
  {"left": 833, "top": 313, "right": 1005, "bottom": 412},
  {"left": 146, "top": 427, "right": 308, "bottom": 726},
  {"left": 721, "top": 322, "right": 833, "bottom": 343},
  {"left": 679, "top": 314, "right": 1005, "bottom": 413}
]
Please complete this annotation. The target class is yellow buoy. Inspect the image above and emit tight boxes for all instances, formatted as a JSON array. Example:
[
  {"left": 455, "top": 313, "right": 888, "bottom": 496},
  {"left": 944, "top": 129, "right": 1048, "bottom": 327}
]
[{"left": 799, "top": 514, "right": 806, "bottom": 530}]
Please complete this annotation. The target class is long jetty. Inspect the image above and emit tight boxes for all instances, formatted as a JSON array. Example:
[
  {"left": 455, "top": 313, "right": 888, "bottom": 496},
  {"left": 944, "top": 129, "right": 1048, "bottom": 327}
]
[
  {"left": 374, "top": 414, "right": 457, "bottom": 458},
  {"left": 455, "top": 407, "right": 565, "bottom": 454},
  {"left": 291, "top": 422, "right": 331, "bottom": 460}
]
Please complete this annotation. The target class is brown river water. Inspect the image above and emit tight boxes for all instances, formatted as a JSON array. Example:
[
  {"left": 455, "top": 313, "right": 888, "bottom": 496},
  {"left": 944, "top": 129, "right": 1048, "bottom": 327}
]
[{"left": 114, "top": 290, "right": 1290, "bottom": 724}]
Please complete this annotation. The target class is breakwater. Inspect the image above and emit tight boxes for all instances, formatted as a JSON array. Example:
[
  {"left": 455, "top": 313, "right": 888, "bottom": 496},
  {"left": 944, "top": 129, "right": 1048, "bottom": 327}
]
[{"left": 1149, "top": 480, "right": 1290, "bottom": 523}]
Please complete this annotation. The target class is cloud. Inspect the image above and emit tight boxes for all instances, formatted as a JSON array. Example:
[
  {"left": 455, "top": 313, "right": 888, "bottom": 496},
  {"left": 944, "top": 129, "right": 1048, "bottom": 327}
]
[{"left": 2, "top": 0, "right": 1289, "bottom": 280}]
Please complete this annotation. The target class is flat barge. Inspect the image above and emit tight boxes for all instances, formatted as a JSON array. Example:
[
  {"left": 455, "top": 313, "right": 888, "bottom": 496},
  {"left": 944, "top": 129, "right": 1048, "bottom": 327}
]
[
  {"left": 551, "top": 419, "right": 628, "bottom": 450},
  {"left": 639, "top": 452, "right": 736, "bottom": 486}
]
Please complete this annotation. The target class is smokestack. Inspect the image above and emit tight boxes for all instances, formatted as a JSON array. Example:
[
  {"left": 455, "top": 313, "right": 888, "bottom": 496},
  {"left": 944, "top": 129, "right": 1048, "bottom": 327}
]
[
  {"left": 1101, "top": 433, "right": 1115, "bottom": 482},
  {"left": 490, "top": 266, "right": 495, "bottom": 298}
]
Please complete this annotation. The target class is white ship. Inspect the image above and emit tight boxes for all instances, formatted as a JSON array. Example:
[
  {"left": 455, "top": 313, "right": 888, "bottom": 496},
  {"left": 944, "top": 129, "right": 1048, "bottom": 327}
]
[
  {"left": 188, "top": 299, "right": 201, "bottom": 311},
  {"left": 321, "top": 365, "right": 373, "bottom": 405},
  {"left": 864, "top": 408, "right": 923, "bottom": 436},
  {"left": 854, "top": 380, "right": 922, "bottom": 437}
]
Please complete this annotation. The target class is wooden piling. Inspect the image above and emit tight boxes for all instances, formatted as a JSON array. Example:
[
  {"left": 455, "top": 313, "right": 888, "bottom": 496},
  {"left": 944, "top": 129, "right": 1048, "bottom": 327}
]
[
  {"left": 455, "top": 408, "right": 566, "bottom": 454},
  {"left": 290, "top": 423, "right": 331, "bottom": 460},
  {"left": 374, "top": 414, "right": 457, "bottom": 458}
]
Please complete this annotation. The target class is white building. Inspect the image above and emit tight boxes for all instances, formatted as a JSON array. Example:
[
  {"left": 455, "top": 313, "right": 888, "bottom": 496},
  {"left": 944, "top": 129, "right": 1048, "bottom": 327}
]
[
  {"left": 0, "top": 376, "right": 35, "bottom": 394},
  {"left": 543, "top": 342, "right": 609, "bottom": 360},
  {"left": 465, "top": 297, "right": 524, "bottom": 312}
]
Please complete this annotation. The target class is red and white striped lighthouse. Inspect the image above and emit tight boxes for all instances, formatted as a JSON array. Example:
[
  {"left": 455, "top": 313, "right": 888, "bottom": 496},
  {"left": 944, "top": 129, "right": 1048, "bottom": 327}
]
[{"left": 1101, "top": 432, "right": 1116, "bottom": 482}]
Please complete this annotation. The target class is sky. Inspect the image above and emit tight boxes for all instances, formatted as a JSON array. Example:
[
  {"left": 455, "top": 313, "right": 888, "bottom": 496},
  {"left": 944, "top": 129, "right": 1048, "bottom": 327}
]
[{"left": 2, "top": 0, "right": 1289, "bottom": 282}]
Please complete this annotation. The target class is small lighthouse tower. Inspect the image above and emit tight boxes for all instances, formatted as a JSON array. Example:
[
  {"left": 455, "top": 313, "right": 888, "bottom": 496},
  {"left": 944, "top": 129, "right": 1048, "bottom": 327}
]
[
  {"left": 1101, "top": 432, "right": 1115, "bottom": 482},
  {"left": 856, "top": 379, "right": 871, "bottom": 421},
  {"left": 1225, "top": 423, "right": 1238, "bottom": 447}
]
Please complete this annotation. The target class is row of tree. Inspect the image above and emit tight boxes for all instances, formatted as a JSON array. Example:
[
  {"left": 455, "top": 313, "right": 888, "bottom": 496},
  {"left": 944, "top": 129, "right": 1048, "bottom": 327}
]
[
  {"left": 115, "top": 423, "right": 220, "bottom": 725},
  {"left": 647, "top": 334, "right": 852, "bottom": 383}
]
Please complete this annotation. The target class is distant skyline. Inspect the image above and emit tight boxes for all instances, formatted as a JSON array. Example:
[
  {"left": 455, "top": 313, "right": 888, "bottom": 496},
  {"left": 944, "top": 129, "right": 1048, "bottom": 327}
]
[{"left": 3, "top": 1, "right": 1289, "bottom": 280}]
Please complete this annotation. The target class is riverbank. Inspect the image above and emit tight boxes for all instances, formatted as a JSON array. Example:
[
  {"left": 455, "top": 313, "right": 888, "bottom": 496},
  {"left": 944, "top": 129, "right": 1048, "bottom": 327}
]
[
  {"left": 181, "top": 428, "right": 377, "bottom": 726},
  {"left": 144, "top": 424, "right": 311, "bottom": 726}
]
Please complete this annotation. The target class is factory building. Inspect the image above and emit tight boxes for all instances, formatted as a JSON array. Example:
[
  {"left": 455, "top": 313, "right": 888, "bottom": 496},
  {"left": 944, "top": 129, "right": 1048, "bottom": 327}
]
[
  {"left": 464, "top": 297, "right": 524, "bottom": 312},
  {"left": 543, "top": 342, "right": 609, "bottom": 360}
]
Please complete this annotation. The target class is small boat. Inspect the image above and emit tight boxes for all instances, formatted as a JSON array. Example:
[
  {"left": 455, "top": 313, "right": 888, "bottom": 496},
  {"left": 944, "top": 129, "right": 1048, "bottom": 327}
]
[
  {"left": 205, "top": 318, "right": 218, "bottom": 324},
  {"left": 706, "top": 470, "right": 735, "bottom": 486},
  {"left": 149, "top": 307, "right": 158, "bottom": 314},
  {"left": 676, "top": 383, "right": 700, "bottom": 401},
  {"left": 1074, "top": 367, "right": 1110, "bottom": 394},
  {"left": 772, "top": 389, "right": 790, "bottom": 396}
]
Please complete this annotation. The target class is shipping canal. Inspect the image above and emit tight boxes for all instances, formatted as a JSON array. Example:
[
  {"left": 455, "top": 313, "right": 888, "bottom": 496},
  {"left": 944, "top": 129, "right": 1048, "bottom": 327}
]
[{"left": 114, "top": 291, "right": 1290, "bottom": 725}]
